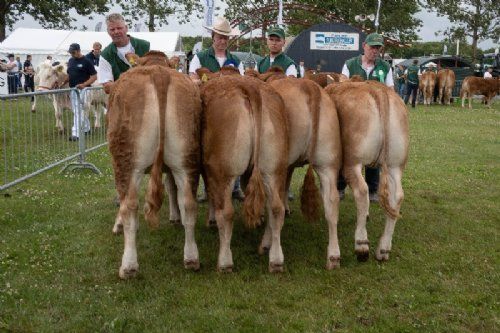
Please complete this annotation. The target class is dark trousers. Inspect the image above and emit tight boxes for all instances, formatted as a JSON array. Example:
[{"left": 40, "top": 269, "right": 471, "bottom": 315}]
[
  {"left": 24, "top": 81, "right": 35, "bottom": 102},
  {"left": 404, "top": 82, "right": 418, "bottom": 107},
  {"left": 7, "top": 74, "right": 17, "bottom": 94},
  {"left": 338, "top": 166, "right": 380, "bottom": 194}
]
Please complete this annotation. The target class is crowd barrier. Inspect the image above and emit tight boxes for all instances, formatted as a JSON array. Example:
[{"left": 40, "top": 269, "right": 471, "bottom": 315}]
[{"left": 0, "top": 87, "right": 107, "bottom": 191}]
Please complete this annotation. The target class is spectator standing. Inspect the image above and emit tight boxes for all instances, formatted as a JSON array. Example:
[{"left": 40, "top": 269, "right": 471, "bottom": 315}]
[
  {"left": 395, "top": 64, "right": 406, "bottom": 98},
  {"left": 66, "top": 43, "right": 96, "bottom": 142},
  {"left": 15, "top": 56, "right": 22, "bottom": 89},
  {"left": 483, "top": 67, "right": 493, "bottom": 78},
  {"left": 404, "top": 59, "right": 421, "bottom": 108},
  {"left": 85, "top": 42, "right": 102, "bottom": 67},
  {"left": 5, "top": 54, "right": 19, "bottom": 94},
  {"left": 23, "top": 55, "right": 35, "bottom": 100}
]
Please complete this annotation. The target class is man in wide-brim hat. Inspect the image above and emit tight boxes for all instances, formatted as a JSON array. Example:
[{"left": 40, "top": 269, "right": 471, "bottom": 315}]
[
  {"left": 189, "top": 17, "right": 245, "bottom": 202},
  {"left": 188, "top": 17, "right": 243, "bottom": 83}
]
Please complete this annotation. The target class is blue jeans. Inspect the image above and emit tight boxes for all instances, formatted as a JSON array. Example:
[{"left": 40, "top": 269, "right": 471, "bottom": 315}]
[{"left": 398, "top": 82, "right": 406, "bottom": 98}]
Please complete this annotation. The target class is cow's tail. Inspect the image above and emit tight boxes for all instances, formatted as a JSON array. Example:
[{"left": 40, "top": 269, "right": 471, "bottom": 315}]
[
  {"left": 242, "top": 84, "right": 266, "bottom": 228},
  {"left": 144, "top": 67, "right": 171, "bottom": 229},
  {"left": 377, "top": 89, "right": 401, "bottom": 220},
  {"left": 300, "top": 82, "right": 322, "bottom": 223}
]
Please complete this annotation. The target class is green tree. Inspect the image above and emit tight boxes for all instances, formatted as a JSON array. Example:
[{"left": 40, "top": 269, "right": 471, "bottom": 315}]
[
  {"left": 224, "top": 0, "right": 422, "bottom": 43},
  {"left": 115, "top": 0, "right": 203, "bottom": 32},
  {"left": 386, "top": 39, "right": 488, "bottom": 62},
  {"left": 422, "top": 0, "right": 499, "bottom": 63},
  {"left": 0, "top": 0, "right": 110, "bottom": 41}
]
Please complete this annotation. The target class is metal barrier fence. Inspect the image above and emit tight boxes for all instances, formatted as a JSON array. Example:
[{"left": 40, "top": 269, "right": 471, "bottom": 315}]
[{"left": 0, "top": 86, "right": 107, "bottom": 191}]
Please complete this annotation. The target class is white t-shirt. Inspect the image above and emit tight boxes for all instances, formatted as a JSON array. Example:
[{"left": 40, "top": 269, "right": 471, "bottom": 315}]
[
  {"left": 254, "top": 56, "right": 297, "bottom": 77},
  {"left": 7, "top": 60, "right": 18, "bottom": 73},
  {"left": 484, "top": 71, "right": 493, "bottom": 78},
  {"left": 342, "top": 62, "right": 394, "bottom": 87},
  {"left": 189, "top": 54, "right": 245, "bottom": 75},
  {"left": 97, "top": 42, "right": 135, "bottom": 84}
]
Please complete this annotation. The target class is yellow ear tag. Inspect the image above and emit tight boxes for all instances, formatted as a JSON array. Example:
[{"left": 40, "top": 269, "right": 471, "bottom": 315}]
[
  {"left": 201, "top": 74, "right": 208, "bottom": 83},
  {"left": 129, "top": 57, "right": 136, "bottom": 66}
]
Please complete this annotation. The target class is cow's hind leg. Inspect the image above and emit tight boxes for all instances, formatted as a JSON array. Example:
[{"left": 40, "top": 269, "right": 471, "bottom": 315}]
[
  {"left": 265, "top": 173, "right": 286, "bottom": 273},
  {"left": 118, "top": 170, "right": 144, "bottom": 279},
  {"left": 376, "top": 167, "right": 404, "bottom": 261},
  {"left": 165, "top": 170, "right": 181, "bottom": 225},
  {"left": 210, "top": 176, "right": 235, "bottom": 272},
  {"left": 316, "top": 165, "right": 341, "bottom": 269},
  {"left": 172, "top": 170, "right": 200, "bottom": 270},
  {"left": 345, "top": 165, "right": 370, "bottom": 261}
]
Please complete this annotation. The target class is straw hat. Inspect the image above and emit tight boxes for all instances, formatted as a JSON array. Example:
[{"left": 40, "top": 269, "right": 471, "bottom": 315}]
[{"left": 204, "top": 17, "right": 240, "bottom": 36}]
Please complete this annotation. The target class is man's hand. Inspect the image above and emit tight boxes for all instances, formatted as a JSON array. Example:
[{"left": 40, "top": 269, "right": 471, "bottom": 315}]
[{"left": 76, "top": 83, "right": 86, "bottom": 89}]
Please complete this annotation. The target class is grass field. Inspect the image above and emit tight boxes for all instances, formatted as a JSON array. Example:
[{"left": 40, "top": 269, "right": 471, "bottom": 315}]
[{"left": 1, "top": 101, "right": 499, "bottom": 332}]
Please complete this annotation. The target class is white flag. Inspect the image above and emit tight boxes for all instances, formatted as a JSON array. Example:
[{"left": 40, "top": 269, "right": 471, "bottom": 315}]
[{"left": 277, "top": 0, "right": 283, "bottom": 26}]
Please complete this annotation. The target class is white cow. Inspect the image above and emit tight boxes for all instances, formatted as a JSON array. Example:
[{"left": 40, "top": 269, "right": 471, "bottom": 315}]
[
  {"left": 34, "top": 62, "right": 106, "bottom": 132},
  {"left": 34, "top": 62, "right": 71, "bottom": 133}
]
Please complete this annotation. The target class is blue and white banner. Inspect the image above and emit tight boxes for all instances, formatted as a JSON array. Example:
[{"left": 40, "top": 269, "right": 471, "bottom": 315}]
[
  {"left": 204, "top": 0, "right": 215, "bottom": 27},
  {"left": 310, "top": 32, "right": 359, "bottom": 51}
]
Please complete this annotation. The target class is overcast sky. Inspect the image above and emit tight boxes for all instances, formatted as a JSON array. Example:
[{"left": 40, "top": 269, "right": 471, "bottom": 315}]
[{"left": 10, "top": 4, "right": 497, "bottom": 50}]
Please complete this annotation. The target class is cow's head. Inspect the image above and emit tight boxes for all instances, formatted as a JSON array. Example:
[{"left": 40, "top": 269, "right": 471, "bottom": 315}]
[
  {"left": 36, "top": 62, "right": 68, "bottom": 90},
  {"left": 195, "top": 66, "right": 240, "bottom": 84},
  {"left": 244, "top": 66, "right": 286, "bottom": 82}
]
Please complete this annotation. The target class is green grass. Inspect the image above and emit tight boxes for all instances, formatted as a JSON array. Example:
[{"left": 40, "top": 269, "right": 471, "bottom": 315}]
[{"left": 1, "top": 101, "right": 499, "bottom": 332}]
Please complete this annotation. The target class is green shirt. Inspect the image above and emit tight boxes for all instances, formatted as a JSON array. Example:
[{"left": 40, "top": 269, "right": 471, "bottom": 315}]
[
  {"left": 101, "top": 36, "right": 150, "bottom": 81},
  {"left": 258, "top": 53, "right": 297, "bottom": 76},
  {"left": 406, "top": 65, "right": 420, "bottom": 84},
  {"left": 346, "top": 55, "right": 390, "bottom": 82},
  {"left": 196, "top": 47, "right": 240, "bottom": 73}
]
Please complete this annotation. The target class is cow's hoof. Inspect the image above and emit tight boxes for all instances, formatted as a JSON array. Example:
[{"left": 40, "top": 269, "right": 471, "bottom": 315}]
[
  {"left": 119, "top": 265, "right": 138, "bottom": 279},
  {"left": 184, "top": 259, "right": 200, "bottom": 271},
  {"left": 207, "top": 219, "right": 217, "bottom": 228},
  {"left": 269, "top": 262, "right": 284, "bottom": 273},
  {"left": 285, "top": 209, "right": 291, "bottom": 217},
  {"left": 355, "top": 250, "right": 369, "bottom": 262},
  {"left": 112, "top": 224, "right": 123, "bottom": 235},
  {"left": 258, "top": 245, "right": 269, "bottom": 255},
  {"left": 326, "top": 256, "right": 341, "bottom": 270},
  {"left": 170, "top": 219, "right": 181, "bottom": 226},
  {"left": 217, "top": 265, "right": 233, "bottom": 273},
  {"left": 31, "top": 109, "right": 36, "bottom": 113},
  {"left": 375, "top": 249, "right": 390, "bottom": 262}
]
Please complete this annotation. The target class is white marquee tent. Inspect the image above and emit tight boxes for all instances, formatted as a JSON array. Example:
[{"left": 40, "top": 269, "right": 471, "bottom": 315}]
[{"left": 0, "top": 28, "right": 184, "bottom": 68}]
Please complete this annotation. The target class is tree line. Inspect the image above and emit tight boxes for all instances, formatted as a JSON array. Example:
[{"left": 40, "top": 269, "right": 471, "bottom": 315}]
[{"left": 2, "top": 1, "right": 497, "bottom": 63}]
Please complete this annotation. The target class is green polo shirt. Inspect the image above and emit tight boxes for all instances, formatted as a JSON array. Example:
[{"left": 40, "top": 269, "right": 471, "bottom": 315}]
[
  {"left": 101, "top": 36, "right": 150, "bottom": 81},
  {"left": 346, "top": 55, "right": 390, "bottom": 82},
  {"left": 196, "top": 47, "right": 240, "bottom": 73},
  {"left": 258, "top": 53, "right": 297, "bottom": 76}
]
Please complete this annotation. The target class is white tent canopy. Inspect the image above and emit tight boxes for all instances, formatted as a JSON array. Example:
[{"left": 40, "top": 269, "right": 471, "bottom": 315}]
[{"left": 0, "top": 28, "right": 184, "bottom": 68}]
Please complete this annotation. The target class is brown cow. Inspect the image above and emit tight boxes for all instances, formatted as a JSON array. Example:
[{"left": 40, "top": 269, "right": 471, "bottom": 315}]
[
  {"left": 244, "top": 66, "right": 287, "bottom": 82},
  {"left": 419, "top": 71, "right": 437, "bottom": 106},
  {"left": 460, "top": 76, "right": 499, "bottom": 108},
  {"left": 268, "top": 78, "right": 343, "bottom": 269},
  {"left": 200, "top": 75, "right": 289, "bottom": 272},
  {"left": 303, "top": 69, "right": 347, "bottom": 87},
  {"left": 107, "top": 51, "right": 202, "bottom": 278},
  {"left": 437, "top": 69, "right": 455, "bottom": 105},
  {"left": 325, "top": 81, "right": 409, "bottom": 262}
]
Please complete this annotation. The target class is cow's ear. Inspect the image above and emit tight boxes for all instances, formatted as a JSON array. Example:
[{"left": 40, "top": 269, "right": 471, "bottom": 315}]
[{"left": 56, "top": 65, "right": 65, "bottom": 73}]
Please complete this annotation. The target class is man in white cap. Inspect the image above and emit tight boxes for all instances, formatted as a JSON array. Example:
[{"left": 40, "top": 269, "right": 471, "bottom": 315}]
[
  {"left": 189, "top": 17, "right": 244, "bottom": 84},
  {"left": 189, "top": 17, "right": 245, "bottom": 201}
]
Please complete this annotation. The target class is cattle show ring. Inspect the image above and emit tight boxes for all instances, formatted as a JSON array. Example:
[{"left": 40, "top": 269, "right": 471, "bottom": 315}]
[{"left": 0, "top": 1, "right": 499, "bottom": 331}]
